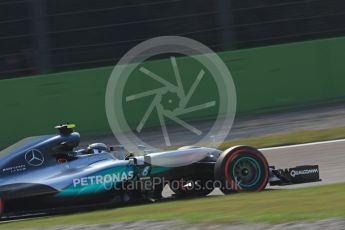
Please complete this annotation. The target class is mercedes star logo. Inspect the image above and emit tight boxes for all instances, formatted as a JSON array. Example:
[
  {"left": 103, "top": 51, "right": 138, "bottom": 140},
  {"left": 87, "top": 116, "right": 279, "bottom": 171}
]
[{"left": 25, "top": 149, "right": 44, "bottom": 167}]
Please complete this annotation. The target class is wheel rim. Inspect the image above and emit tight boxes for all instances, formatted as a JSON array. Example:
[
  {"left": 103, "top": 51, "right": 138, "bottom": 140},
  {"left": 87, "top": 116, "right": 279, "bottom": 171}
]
[{"left": 232, "top": 156, "right": 261, "bottom": 188}]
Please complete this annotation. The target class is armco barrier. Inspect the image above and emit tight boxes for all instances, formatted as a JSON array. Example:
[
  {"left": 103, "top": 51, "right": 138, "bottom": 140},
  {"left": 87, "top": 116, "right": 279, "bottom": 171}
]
[{"left": 1, "top": 36, "right": 345, "bottom": 148}]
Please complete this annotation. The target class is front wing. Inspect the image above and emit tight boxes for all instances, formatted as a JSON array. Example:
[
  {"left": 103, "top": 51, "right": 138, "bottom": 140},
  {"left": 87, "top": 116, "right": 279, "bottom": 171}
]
[{"left": 269, "top": 165, "right": 320, "bottom": 186}]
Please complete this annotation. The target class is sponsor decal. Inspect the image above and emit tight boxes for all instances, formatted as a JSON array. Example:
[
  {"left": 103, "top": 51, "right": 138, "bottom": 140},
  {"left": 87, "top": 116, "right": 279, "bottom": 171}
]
[
  {"left": 141, "top": 166, "right": 151, "bottom": 177},
  {"left": 25, "top": 149, "right": 44, "bottom": 166},
  {"left": 2, "top": 164, "right": 26, "bottom": 173},
  {"left": 290, "top": 168, "right": 319, "bottom": 178},
  {"left": 57, "top": 166, "right": 136, "bottom": 197},
  {"left": 72, "top": 171, "right": 134, "bottom": 188}
]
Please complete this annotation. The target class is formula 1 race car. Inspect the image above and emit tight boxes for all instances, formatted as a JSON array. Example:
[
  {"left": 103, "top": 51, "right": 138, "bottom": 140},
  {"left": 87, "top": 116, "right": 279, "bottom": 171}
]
[{"left": 0, "top": 124, "right": 320, "bottom": 217}]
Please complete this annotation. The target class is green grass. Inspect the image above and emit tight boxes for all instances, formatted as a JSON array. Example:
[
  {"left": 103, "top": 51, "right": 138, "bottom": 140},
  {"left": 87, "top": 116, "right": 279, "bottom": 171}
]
[
  {"left": 2, "top": 183, "right": 345, "bottom": 229},
  {"left": 217, "top": 126, "right": 345, "bottom": 150}
]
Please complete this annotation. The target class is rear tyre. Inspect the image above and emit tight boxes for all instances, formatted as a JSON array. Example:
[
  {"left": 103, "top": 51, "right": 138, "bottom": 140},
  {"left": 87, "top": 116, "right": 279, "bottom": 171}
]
[{"left": 214, "top": 146, "right": 269, "bottom": 193}]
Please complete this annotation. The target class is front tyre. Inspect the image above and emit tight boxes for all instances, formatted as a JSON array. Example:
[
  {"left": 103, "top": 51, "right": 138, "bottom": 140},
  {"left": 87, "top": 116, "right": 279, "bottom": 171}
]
[{"left": 214, "top": 146, "right": 269, "bottom": 193}]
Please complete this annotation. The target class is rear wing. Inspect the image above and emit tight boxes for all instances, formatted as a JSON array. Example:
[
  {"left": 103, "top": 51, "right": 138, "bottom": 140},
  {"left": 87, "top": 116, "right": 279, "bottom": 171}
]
[{"left": 269, "top": 165, "right": 320, "bottom": 186}]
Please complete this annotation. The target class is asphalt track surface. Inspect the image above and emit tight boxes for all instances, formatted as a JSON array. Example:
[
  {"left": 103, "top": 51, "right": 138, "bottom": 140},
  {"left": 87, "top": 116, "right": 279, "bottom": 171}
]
[
  {"left": 16, "top": 218, "right": 345, "bottom": 230},
  {"left": 262, "top": 139, "right": 345, "bottom": 187}
]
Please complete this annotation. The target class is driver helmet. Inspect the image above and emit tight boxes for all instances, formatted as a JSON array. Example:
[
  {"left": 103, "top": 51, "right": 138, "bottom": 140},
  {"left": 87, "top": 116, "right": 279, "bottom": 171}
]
[{"left": 87, "top": 143, "right": 109, "bottom": 154}]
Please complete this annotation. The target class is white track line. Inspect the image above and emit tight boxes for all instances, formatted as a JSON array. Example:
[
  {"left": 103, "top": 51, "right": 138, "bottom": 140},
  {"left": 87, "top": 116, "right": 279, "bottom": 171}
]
[{"left": 260, "top": 138, "right": 345, "bottom": 151}]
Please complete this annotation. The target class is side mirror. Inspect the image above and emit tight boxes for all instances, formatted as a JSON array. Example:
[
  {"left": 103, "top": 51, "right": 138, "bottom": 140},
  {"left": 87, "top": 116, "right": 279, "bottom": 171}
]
[
  {"left": 110, "top": 145, "right": 126, "bottom": 160},
  {"left": 137, "top": 145, "right": 153, "bottom": 155}
]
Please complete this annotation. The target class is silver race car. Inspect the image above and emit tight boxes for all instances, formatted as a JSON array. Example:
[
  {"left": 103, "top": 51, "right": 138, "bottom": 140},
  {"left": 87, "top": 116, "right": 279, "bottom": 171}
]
[{"left": 0, "top": 124, "right": 320, "bottom": 218}]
